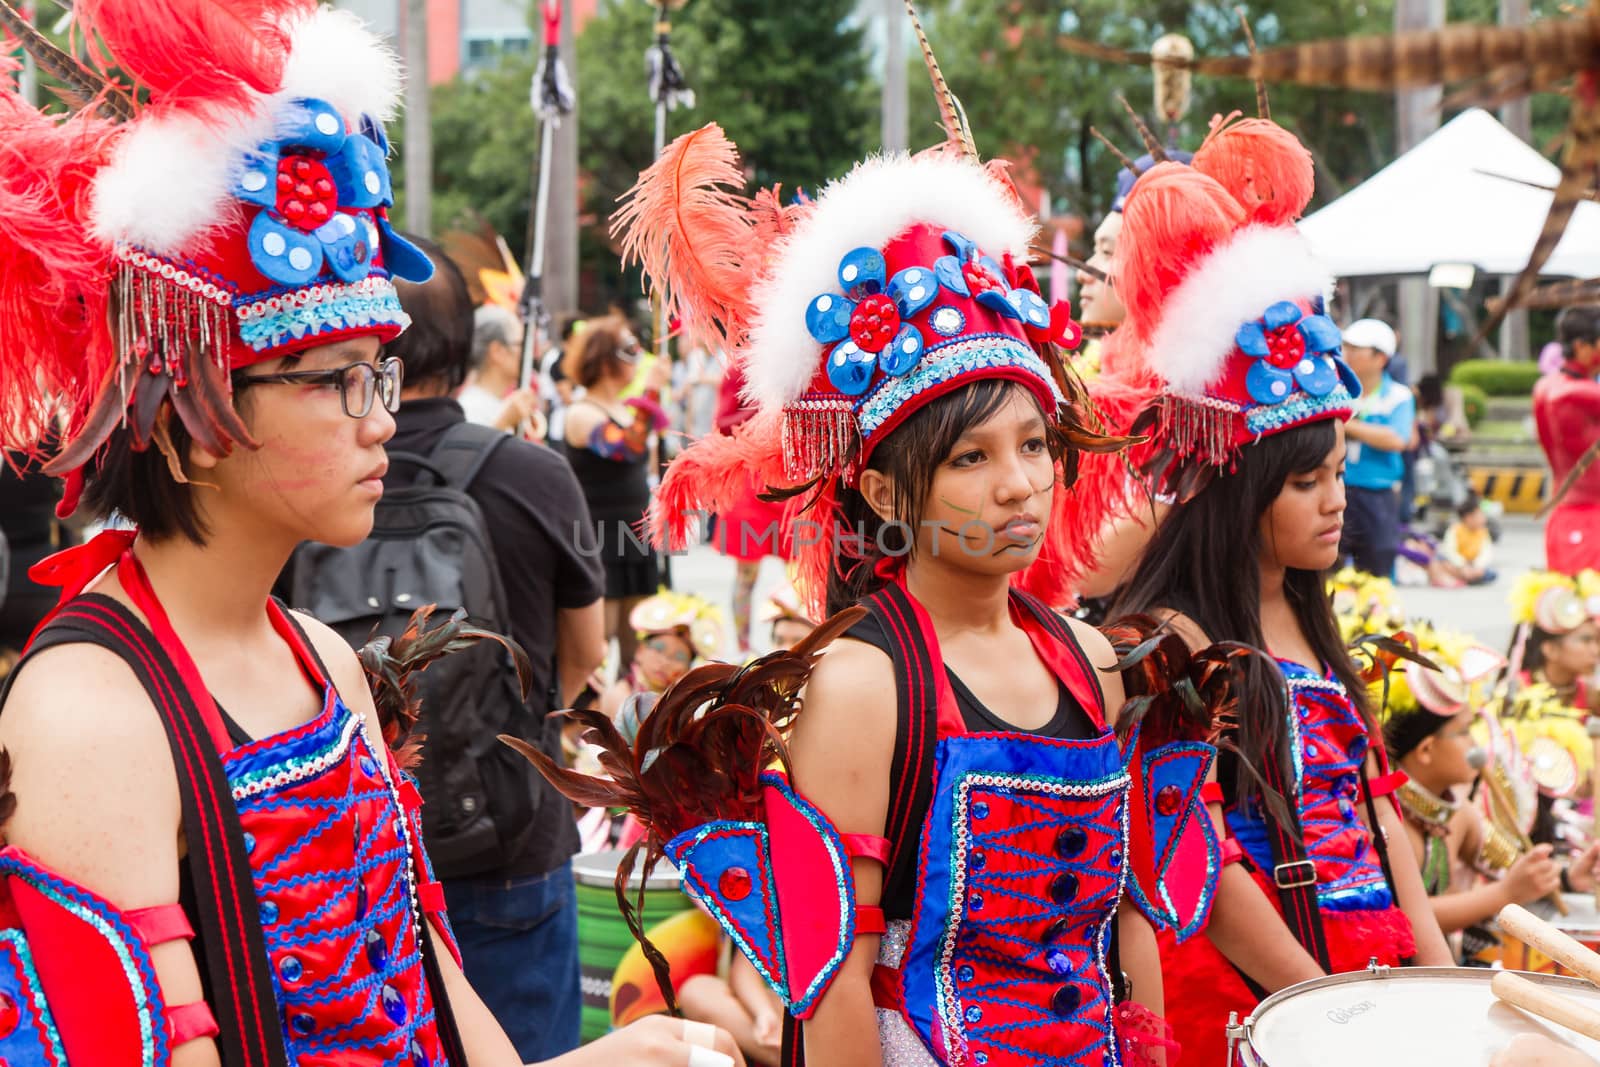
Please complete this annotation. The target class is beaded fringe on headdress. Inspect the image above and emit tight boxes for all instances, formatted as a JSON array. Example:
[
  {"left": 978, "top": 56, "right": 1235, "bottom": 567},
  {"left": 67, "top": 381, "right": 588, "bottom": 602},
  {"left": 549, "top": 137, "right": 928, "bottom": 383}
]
[
  {"left": 781, "top": 396, "right": 858, "bottom": 482},
  {"left": 1158, "top": 394, "right": 1243, "bottom": 471},
  {"left": 114, "top": 252, "right": 234, "bottom": 385}
]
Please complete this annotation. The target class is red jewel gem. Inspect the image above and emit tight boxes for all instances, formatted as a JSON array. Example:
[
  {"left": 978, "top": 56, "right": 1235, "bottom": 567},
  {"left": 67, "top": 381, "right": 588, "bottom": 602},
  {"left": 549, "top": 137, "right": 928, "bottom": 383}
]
[
  {"left": 1155, "top": 785, "right": 1183, "bottom": 817},
  {"left": 848, "top": 293, "right": 902, "bottom": 353},
  {"left": 1264, "top": 326, "right": 1307, "bottom": 369},
  {"left": 275, "top": 153, "right": 341, "bottom": 232},
  {"left": 0, "top": 991, "right": 18, "bottom": 1039},
  {"left": 719, "top": 866, "right": 752, "bottom": 902}
]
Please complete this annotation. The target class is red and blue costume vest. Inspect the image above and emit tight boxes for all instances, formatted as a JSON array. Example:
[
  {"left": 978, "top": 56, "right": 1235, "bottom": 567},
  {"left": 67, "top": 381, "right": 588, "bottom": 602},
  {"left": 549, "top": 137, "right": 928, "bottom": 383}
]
[
  {"left": 660, "top": 582, "right": 1218, "bottom": 1067},
  {"left": 0, "top": 532, "right": 468, "bottom": 1067},
  {"left": 1157, "top": 658, "right": 1414, "bottom": 1067}
]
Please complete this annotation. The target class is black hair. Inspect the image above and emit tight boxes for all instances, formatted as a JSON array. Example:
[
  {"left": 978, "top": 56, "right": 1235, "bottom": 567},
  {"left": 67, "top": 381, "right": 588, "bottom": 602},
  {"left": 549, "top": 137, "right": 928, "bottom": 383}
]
[
  {"left": 1110, "top": 419, "right": 1365, "bottom": 810},
  {"left": 1383, "top": 706, "right": 1452, "bottom": 761},
  {"left": 1557, "top": 306, "right": 1600, "bottom": 356},
  {"left": 1456, "top": 492, "right": 1482, "bottom": 519},
  {"left": 387, "top": 234, "right": 475, "bottom": 391},
  {"left": 1524, "top": 625, "right": 1563, "bottom": 674},
  {"left": 824, "top": 379, "right": 1084, "bottom": 616},
  {"left": 1415, "top": 373, "right": 1443, "bottom": 411},
  {"left": 79, "top": 369, "right": 259, "bottom": 545}
]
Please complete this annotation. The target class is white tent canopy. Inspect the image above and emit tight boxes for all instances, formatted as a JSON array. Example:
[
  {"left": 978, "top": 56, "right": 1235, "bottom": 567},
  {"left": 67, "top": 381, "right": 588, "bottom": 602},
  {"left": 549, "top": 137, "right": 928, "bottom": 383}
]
[{"left": 1298, "top": 108, "right": 1600, "bottom": 280}]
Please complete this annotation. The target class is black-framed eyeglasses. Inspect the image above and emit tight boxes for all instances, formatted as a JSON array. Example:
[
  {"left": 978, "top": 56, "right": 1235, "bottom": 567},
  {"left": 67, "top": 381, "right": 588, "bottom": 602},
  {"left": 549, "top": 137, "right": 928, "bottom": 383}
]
[{"left": 238, "top": 356, "right": 404, "bottom": 418}]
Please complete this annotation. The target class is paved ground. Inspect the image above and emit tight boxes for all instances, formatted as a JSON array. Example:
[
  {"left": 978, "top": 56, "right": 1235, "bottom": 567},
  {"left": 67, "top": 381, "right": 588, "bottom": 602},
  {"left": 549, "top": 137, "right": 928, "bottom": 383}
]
[{"left": 657, "top": 515, "right": 1550, "bottom": 663}]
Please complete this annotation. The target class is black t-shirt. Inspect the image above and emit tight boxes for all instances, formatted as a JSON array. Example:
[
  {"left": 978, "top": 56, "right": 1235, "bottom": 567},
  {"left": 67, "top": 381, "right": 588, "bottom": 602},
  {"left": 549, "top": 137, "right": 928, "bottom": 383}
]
[{"left": 389, "top": 398, "right": 604, "bottom": 875}]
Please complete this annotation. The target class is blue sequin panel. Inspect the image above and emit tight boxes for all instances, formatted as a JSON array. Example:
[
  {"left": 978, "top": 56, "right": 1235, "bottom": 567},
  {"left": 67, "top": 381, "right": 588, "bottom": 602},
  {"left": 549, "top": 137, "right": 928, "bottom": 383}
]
[
  {"left": 900, "top": 732, "right": 1130, "bottom": 1067},
  {"left": 0, "top": 931, "right": 70, "bottom": 1066}
]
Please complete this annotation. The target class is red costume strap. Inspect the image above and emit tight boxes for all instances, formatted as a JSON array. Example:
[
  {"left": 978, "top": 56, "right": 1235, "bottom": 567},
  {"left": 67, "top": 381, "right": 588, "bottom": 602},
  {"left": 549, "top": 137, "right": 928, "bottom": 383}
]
[
  {"left": 24, "top": 528, "right": 137, "bottom": 647},
  {"left": 168, "top": 1001, "right": 221, "bottom": 1046},
  {"left": 125, "top": 903, "right": 195, "bottom": 946},
  {"left": 843, "top": 834, "right": 890, "bottom": 865},
  {"left": 870, "top": 963, "right": 904, "bottom": 1013},
  {"left": 1366, "top": 770, "right": 1407, "bottom": 799},
  {"left": 1201, "top": 781, "right": 1225, "bottom": 807},
  {"left": 1219, "top": 839, "right": 1245, "bottom": 868},
  {"left": 856, "top": 907, "right": 886, "bottom": 936}
]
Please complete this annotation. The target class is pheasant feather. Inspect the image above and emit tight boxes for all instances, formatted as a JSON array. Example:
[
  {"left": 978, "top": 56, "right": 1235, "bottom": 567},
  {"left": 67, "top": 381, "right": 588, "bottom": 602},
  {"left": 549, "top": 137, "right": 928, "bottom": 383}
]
[{"left": 612, "top": 123, "right": 756, "bottom": 354}]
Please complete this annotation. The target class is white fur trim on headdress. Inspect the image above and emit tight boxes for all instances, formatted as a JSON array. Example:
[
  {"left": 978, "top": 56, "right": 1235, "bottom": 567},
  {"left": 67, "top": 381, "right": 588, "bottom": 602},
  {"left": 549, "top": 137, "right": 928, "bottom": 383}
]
[
  {"left": 744, "top": 153, "right": 1036, "bottom": 409},
  {"left": 277, "top": 7, "right": 404, "bottom": 125},
  {"left": 90, "top": 106, "right": 274, "bottom": 254},
  {"left": 89, "top": 6, "right": 400, "bottom": 257},
  {"left": 1146, "top": 224, "right": 1332, "bottom": 397}
]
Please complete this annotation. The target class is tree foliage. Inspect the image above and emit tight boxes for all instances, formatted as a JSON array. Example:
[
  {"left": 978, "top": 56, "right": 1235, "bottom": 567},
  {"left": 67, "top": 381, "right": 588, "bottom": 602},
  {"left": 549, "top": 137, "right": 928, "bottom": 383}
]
[{"left": 424, "top": 0, "right": 874, "bottom": 311}]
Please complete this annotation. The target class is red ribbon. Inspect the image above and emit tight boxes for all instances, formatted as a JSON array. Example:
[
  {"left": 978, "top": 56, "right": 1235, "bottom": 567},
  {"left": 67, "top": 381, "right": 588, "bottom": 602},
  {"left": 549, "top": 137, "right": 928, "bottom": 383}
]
[{"left": 25, "top": 527, "right": 138, "bottom": 648}]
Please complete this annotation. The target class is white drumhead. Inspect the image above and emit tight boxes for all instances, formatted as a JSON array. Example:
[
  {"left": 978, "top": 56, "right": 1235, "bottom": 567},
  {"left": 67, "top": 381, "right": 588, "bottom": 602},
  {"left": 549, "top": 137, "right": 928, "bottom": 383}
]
[
  {"left": 1241, "top": 968, "right": 1600, "bottom": 1066},
  {"left": 1529, "top": 894, "right": 1600, "bottom": 937}
]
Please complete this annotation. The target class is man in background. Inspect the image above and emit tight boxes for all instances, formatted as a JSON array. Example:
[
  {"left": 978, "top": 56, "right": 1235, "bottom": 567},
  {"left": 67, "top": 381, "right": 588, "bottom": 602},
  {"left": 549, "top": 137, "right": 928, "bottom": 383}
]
[{"left": 1341, "top": 318, "right": 1415, "bottom": 577}]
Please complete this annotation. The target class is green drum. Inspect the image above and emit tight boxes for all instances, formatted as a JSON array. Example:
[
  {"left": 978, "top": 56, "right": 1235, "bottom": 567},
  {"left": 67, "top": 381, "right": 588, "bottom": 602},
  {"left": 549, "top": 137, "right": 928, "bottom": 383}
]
[{"left": 573, "top": 849, "right": 690, "bottom": 1043}]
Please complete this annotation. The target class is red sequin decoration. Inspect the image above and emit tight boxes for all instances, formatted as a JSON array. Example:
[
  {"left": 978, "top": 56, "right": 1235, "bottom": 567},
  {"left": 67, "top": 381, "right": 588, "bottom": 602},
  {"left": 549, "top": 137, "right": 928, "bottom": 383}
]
[
  {"left": 275, "top": 155, "right": 339, "bottom": 232},
  {"left": 963, "top": 261, "right": 1003, "bottom": 295},
  {"left": 719, "top": 867, "right": 753, "bottom": 902},
  {"left": 848, "top": 293, "right": 901, "bottom": 354},
  {"left": 1264, "top": 324, "right": 1307, "bottom": 369},
  {"left": 0, "top": 992, "right": 19, "bottom": 1039},
  {"left": 1155, "top": 785, "right": 1183, "bottom": 817}
]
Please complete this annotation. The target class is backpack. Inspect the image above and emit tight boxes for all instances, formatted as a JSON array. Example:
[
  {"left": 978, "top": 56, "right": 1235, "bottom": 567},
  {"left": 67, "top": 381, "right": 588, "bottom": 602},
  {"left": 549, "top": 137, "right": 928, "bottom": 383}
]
[{"left": 287, "top": 420, "right": 541, "bottom": 879}]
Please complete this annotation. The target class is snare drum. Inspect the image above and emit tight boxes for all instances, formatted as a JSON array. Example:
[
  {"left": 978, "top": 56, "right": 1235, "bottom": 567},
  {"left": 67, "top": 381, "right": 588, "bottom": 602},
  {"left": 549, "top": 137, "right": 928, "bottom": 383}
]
[
  {"left": 1501, "top": 894, "right": 1600, "bottom": 974},
  {"left": 573, "top": 849, "right": 693, "bottom": 1042},
  {"left": 1227, "top": 965, "right": 1600, "bottom": 1066}
]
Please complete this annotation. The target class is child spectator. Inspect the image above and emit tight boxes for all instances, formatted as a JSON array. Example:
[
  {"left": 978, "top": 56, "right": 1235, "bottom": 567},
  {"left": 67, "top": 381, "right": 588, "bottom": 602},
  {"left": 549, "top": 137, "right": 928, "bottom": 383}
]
[{"left": 1435, "top": 494, "right": 1497, "bottom": 586}]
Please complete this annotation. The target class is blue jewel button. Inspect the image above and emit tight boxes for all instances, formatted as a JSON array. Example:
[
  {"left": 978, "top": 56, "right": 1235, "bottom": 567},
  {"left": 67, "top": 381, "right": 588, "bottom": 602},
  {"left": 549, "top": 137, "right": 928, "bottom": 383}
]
[
  {"left": 1046, "top": 948, "right": 1072, "bottom": 975},
  {"left": 242, "top": 832, "right": 257, "bottom": 854},
  {"left": 957, "top": 965, "right": 976, "bottom": 983},
  {"left": 279, "top": 955, "right": 303, "bottom": 983},
  {"left": 355, "top": 879, "right": 368, "bottom": 920},
  {"left": 972, "top": 800, "right": 990, "bottom": 820},
  {"left": 1108, "top": 848, "right": 1122, "bottom": 868},
  {"left": 291, "top": 1013, "right": 316, "bottom": 1035},
  {"left": 970, "top": 895, "right": 985, "bottom": 912},
  {"left": 381, "top": 983, "right": 406, "bottom": 1025},
  {"left": 1044, "top": 918, "right": 1069, "bottom": 944},
  {"left": 975, "top": 1054, "right": 989, "bottom": 1066},
  {"left": 411, "top": 1039, "right": 431, "bottom": 1067},
  {"left": 971, "top": 850, "right": 987, "bottom": 870},
  {"left": 1338, "top": 798, "right": 1356, "bottom": 821},
  {"left": 366, "top": 927, "right": 390, "bottom": 970},
  {"left": 964, "top": 1004, "right": 983, "bottom": 1025},
  {"left": 360, "top": 755, "right": 379, "bottom": 778},
  {"left": 1347, "top": 734, "right": 1369, "bottom": 761},
  {"left": 1049, "top": 872, "right": 1079, "bottom": 905},
  {"left": 260, "top": 900, "right": 279, "bottom": 925},
  {"left": 1055, "top": 828, "right": 1087, "bottom": 859},
  {"left": 1051, "top": 984, "right": 1082, "bottom": 1016}
]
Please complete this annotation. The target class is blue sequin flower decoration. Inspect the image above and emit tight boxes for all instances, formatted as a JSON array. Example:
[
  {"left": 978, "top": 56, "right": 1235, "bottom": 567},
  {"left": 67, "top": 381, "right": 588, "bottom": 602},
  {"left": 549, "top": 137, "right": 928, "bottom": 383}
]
[
  {"left": 1234, "top": 300, "right": 1344, "bottom": 405},
  {"left": 231, "top": 97, "right": 427, "bottom": 287}
]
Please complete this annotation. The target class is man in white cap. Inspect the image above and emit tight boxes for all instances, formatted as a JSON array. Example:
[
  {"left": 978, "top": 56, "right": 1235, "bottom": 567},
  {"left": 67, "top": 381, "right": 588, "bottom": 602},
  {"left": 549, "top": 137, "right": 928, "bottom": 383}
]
[{"left": 1341, "top": 318, "right": 1416, "bottom": 577}]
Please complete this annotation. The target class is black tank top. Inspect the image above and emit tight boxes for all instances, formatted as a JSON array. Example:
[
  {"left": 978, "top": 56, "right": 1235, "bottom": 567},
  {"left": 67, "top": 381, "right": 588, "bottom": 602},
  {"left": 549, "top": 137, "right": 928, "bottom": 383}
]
[{"left": 845, "top": 611, "right": 1098, "bottom": 739}]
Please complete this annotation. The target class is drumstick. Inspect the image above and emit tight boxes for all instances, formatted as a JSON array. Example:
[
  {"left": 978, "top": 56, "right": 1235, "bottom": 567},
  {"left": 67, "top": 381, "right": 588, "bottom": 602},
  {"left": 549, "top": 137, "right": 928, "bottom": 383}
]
[
  {"left": 1588, "top": 718, "right": 1600, "bottom": 912},
  {"left": 1500, "top": 903, "right": 1600, "bottom": 986},
  {"left": 1492, "top": 970, "right": 1600, "bottom": 1041}
]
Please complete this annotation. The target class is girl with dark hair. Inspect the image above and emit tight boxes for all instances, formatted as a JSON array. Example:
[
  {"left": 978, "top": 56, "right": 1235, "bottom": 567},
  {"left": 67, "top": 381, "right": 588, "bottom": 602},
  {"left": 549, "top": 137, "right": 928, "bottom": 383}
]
[
  {"left": 540, "top": 110, "right": 1238, "bottom": 1066},
  {"left": 1511, "top": 571, "right": 1600, "bottom": 714},
  {"left": 1101, "top": 119, "right": 1453, "bottom": 1066},
  {"left": 0, "top": 4, "right": 743, "bottom": 1065}
]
